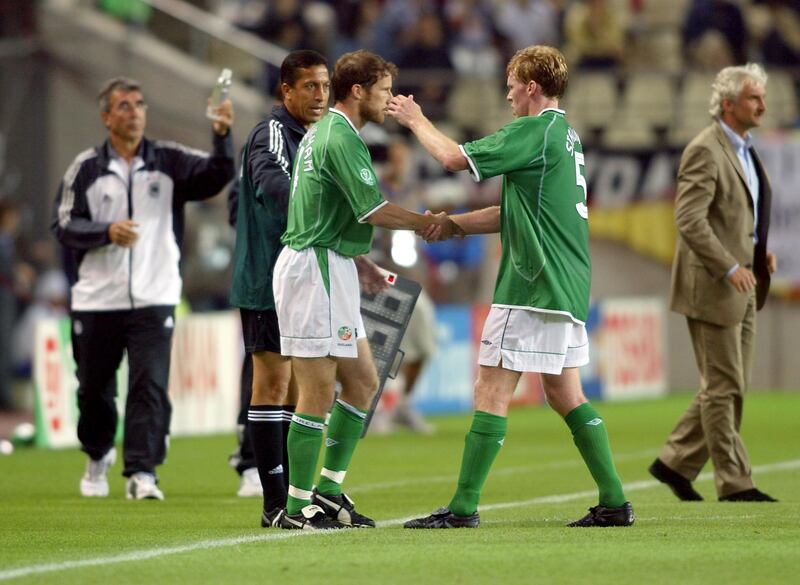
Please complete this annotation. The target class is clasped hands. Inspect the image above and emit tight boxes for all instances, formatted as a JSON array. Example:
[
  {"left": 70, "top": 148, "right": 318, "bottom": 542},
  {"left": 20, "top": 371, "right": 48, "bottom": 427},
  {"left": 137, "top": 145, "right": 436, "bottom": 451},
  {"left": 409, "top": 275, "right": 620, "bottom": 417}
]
[{"left": 417, "top": 210, "right": 466, "bottom": 243}]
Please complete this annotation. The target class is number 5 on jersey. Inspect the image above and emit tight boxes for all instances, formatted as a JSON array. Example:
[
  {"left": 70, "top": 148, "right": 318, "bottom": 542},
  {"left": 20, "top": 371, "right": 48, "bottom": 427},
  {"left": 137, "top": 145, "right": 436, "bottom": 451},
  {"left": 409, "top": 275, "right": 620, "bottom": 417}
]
[{"left": 574, "top": 151, "right": 588, "bottom": 220}]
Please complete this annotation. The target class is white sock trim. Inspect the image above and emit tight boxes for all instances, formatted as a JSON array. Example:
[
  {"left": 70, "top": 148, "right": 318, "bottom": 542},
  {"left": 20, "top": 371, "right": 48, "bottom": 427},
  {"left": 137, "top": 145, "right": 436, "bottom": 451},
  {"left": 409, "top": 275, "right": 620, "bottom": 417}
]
[
  {"left": 291, "top": 414, "right": 325, "bottom": 430},
  {"left": 288, "top": 485, "right": 313, "bottom": 500},
  {"left": 335, "top": 399, "right": 366, "bottom": 419},
  {"left": 320, "top": 467, "right": 346, "bottom": 484},
  {"left": 248, "top": 411, "right": 283, "bottom": 422}
]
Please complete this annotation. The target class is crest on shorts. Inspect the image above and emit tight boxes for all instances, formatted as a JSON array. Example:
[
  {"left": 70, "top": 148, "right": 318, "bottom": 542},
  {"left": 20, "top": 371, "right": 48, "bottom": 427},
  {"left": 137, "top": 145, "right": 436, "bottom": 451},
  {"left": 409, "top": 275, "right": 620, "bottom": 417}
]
[
  {"left": 359, "top": 168, "right": 374, "bottom": 185},
  {"left": 337, "top": 326, "right": 353, "bottom": 341}
]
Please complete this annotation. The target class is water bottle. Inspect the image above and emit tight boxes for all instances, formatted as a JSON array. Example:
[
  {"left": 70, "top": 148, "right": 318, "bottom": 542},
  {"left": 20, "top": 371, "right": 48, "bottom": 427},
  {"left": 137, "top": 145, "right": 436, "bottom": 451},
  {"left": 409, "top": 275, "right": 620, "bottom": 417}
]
[{"left": 206, "top": 68, "right": 232, "bottom": 121}]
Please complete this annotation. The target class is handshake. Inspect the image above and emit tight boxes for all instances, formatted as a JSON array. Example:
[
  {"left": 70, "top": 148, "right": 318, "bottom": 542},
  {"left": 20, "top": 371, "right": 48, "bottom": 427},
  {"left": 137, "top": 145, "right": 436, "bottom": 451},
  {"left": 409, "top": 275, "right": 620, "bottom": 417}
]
[{"left": 416, "top": 210, "right": 466, "bottom": 243}]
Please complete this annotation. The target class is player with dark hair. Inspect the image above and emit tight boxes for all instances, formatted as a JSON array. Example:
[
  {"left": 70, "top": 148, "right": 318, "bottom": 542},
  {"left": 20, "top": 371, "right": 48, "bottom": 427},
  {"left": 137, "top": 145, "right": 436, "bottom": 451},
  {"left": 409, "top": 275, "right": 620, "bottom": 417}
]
[
  {"left": 389, "top": 45, "right": 634, "bottom": 528},
  {"left": 272, "top": 50, "right": 461, "bottom": 530},
  {"left": 229, "top": 49, "right": 331, "bottom": 526}
]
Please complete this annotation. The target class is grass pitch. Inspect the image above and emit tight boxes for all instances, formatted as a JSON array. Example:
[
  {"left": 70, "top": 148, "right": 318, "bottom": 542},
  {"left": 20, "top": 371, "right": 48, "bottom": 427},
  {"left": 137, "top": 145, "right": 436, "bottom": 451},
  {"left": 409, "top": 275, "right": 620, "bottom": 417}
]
[{"left": 1, "top": 392, "right": 799, "bottom": 584}]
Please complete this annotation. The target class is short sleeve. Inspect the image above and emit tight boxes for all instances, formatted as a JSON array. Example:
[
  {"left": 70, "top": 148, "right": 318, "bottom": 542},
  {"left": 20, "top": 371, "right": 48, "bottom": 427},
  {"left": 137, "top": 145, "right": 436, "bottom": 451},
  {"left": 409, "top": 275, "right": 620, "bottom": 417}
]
[
  {"left": 462, "top": 117, "right": 547, "bottom": 181},
  {"left": 325, "top": 132, "right": 386, "bottom": 222}
]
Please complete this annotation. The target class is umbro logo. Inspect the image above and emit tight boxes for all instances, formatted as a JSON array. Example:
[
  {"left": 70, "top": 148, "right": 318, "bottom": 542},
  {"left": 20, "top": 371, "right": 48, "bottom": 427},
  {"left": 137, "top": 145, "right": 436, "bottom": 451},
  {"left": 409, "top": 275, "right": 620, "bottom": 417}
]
[
  {"left": 481, "top": 340, "right": 492, "bottom": 346},
  {"left": 325, "top": 438, "right": 339, "bottom": 447},
  {"left": 498, "top": 439, "right": 505, "bottom": 446},
  {"left": 586, "top": 418, "right": 603, "bottom": 426}
]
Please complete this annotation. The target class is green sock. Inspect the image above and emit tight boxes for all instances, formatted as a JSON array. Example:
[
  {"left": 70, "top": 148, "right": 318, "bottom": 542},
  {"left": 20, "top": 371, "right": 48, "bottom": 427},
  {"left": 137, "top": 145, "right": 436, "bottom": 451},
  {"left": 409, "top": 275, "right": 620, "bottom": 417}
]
[
  {"left": 565, "top": 403, "right": 626, "bottom": 508},
  {"left": 448, "top": 411, "right": 508, "bottom": 517},
  {"left": 316, "top": 400, "right": 366, "bottom": 496},
  {"left": 286, "top": 413, "right": 325, "bottom": 515}
]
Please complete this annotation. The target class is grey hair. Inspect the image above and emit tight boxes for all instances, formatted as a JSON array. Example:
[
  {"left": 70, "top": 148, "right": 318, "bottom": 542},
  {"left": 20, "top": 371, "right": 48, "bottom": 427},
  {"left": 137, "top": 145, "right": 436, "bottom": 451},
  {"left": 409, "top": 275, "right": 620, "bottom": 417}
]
[
  {"left": 709, "top": 63, "right": 768, "bottom": 119},
  {"left": 97, "top": 77, "right": 142, "bottom": 113}
]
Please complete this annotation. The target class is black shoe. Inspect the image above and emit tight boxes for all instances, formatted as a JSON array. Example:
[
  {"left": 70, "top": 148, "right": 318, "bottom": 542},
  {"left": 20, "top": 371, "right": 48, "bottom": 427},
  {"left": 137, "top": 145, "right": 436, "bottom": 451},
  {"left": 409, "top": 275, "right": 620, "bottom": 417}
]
[
  {"left": 278, "top": 504, "right": 344, "bottom": 530},
  {"left": 567, "top": 502, "right": 635, "bottom": 527},
  {"left": 404, "top": 507, "right": 480, "bottom": 529},
  {"left": 719, "top": 488, "right": 778, "bottom": 502},
  {"left": 311, "top": 488, "right": 375, "bottom": 528},
  {"left": 649, "top": 459, "right": 703, "bottom": 501},
  {"left": 260, "top": 506, "right": 284, "bottom": 528}
]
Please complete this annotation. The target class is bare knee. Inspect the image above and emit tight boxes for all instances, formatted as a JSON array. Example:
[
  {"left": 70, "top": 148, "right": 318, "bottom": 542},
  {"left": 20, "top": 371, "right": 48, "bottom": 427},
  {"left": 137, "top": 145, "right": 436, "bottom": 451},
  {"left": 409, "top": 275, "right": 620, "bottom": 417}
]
[
  {"left": 473, "top": 367, "right": 520, "bottom": 416},
  {"left": 251, "top": 352, "right": 291, "bottom": 405},
  {"left": 541, "top": 369, "right": 586, "bottom": 417},
  {"left": 339, "top": 369, "right": 378, "bottom": 411}
]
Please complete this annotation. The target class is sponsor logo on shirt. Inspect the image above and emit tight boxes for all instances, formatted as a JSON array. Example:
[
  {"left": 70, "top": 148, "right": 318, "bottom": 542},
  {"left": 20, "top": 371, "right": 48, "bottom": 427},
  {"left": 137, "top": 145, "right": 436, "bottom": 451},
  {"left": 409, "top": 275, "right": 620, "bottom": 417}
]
[
  {"left": 338, "top": 326, "right": 353, "bottom": 341},
  {"left": 359, "top": 168, "right": 374, "bottom": 185}
]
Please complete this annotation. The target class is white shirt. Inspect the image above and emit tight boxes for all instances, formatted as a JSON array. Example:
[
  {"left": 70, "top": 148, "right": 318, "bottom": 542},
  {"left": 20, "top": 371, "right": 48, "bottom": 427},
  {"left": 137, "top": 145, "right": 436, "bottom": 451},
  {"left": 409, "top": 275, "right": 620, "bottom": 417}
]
[{"left": 720, "top": 120, "right": 760, "bottom": 243}]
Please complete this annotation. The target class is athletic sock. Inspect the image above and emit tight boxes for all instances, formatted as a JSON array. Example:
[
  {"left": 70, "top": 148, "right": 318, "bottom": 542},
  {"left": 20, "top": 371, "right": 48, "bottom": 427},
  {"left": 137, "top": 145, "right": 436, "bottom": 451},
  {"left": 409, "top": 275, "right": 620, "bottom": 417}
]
[
  {"left": 565, "top": 402, "right": 626, "bottom": 508},
  {"left": 281, "top": 405, "right": 296, "bottom": 492},
  {"left": 286, "top": 413, "right": 325, "bottom": 515},
  {"left": 448, "top": 410, "right": 507, "bottom": 517},
  {"left": 316, "top": 400, "right": 366, "bottom": 497},
  {"left": 248, "top": 405, "right": 287, "bottom": 512}
]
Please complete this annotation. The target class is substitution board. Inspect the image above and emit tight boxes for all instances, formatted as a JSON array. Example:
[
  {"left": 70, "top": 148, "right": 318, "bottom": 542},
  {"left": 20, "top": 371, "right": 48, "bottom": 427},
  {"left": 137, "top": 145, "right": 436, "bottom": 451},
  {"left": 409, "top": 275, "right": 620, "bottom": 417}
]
[{"left": 360, "top": 272, "right": 422, "bottom": 436}]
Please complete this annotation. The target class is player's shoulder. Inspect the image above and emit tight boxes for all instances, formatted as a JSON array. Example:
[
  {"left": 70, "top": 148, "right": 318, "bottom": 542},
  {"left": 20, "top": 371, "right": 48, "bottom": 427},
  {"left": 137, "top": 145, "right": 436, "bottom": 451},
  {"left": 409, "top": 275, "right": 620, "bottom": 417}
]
[
  {"left": 249, "top": 116, "right": 281, "bottom": 146},
  {"left": 326, "top": 112, "right": 364, "bottom": 148},
  {"left": 67, "top": 147, "right": 99, "bottom": 169},
  {"left": 62, "top": 147, "right": 100, "bottom": 185}
]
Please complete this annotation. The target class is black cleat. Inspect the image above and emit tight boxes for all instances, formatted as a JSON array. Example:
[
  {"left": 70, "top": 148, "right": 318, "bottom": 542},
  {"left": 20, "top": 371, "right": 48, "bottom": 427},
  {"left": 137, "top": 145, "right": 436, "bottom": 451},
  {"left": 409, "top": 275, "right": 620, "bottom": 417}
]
[
  {"left": 567, "top": 502, "right": 635, "bottom": 527},
  {"left": 311, "top": 488, "right": 375, "bottom": 528},
  {"left": 278, "top": 504, "right": 344, "bottom": 530},
  {"left": 404, "top": 507, "right": 480, "bottom": 529},
  {"left": 260, "top": 506, "right": 284, "bottom": 528},
  {"left": 719, "top": 488, "right": 778, "bottom": 502},
  {"left": 649, "top": 458, "right": 703, "bottom": 501}
]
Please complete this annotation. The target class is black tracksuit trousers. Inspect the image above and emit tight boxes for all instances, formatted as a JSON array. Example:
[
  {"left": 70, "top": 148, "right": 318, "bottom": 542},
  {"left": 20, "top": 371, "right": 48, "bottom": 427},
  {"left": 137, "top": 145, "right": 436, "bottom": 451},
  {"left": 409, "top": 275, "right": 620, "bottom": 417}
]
[{"left": 71, "top": 306, "right": 174, "bottom": 477}]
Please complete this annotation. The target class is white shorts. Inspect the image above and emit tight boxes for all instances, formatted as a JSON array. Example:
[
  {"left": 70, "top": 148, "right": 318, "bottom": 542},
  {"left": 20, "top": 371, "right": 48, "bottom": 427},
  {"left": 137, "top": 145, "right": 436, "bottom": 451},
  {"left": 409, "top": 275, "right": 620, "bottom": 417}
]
[
  {"left": 478, "top": 307, "right": 589, "bottom": 374},
  {"left": 273, "top": 247, "right": 366, "bottom": 358}
]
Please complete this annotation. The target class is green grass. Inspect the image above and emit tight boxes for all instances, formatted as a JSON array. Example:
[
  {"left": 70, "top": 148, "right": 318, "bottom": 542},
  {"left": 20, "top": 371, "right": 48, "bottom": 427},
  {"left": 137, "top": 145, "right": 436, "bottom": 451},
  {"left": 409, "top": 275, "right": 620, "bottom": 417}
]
[{"left": 1, "top": 392, "right": 799, "bottom": 584}]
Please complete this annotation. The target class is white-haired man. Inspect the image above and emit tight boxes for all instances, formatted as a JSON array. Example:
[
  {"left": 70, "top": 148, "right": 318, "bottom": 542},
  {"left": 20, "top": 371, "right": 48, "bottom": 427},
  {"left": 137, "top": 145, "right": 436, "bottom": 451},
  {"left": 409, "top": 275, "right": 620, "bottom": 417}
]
[{"left": 649, "top": 63, "right": 778, "bottom": 502}]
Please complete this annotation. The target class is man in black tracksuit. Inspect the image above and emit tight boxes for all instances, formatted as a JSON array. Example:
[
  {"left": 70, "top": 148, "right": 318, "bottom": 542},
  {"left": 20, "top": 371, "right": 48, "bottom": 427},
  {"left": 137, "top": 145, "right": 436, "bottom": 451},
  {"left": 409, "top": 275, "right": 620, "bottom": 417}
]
[
  {"left": 52, "top": 77, "right": 234, "bottom": 500},
  {"left": 228, "top": 50, "right": 330, "bottom": 525}
]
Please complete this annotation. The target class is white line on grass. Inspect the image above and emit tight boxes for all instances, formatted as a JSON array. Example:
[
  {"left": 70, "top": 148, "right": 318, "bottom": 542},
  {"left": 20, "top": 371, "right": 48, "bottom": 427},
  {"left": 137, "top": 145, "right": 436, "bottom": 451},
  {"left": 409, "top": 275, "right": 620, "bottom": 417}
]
[{"left": 1, "top": 458, "right": 797, "bottom": 582}]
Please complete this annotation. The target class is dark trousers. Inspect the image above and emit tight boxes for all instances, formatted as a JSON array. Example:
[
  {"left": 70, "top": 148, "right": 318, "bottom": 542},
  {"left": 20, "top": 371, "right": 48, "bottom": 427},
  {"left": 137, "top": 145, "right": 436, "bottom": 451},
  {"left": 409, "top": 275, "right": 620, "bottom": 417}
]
[
  {"left": 71, "top": 306, "right": 174, "bottom": 477},
  {"left": 235, "top": 352, "right": 256, "bottom": 474}
]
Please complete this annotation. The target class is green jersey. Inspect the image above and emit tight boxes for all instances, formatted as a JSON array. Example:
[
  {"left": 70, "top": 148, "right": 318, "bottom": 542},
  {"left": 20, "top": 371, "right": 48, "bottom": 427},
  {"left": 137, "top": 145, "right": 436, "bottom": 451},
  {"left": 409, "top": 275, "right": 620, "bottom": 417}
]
[
  {"left": 282, "top": 108, "right": 386, "bottom": 257},
  {"left": 462, "top": 109, "right": 591, "bottom": 323}
]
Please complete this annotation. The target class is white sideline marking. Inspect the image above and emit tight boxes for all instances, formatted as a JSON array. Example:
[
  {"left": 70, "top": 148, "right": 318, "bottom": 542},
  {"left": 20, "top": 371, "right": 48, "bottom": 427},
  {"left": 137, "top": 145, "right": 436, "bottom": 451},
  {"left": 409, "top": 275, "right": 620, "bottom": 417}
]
[{"left": 1, "top": 458, "right": 798, "bottom": 582}]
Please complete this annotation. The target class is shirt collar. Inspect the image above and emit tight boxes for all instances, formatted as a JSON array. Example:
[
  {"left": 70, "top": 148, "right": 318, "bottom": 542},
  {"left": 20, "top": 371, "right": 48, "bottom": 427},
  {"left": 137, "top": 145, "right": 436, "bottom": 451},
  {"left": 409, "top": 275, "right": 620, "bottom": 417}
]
[
  {"left": 273, "top": 104, "right": 308, "bottom": 137},
  {"left": 720, "top": 120, "right": 752, "bottom": 152},
  {"left": 329, "top": 107, "right": 360, "bottom": 135}
]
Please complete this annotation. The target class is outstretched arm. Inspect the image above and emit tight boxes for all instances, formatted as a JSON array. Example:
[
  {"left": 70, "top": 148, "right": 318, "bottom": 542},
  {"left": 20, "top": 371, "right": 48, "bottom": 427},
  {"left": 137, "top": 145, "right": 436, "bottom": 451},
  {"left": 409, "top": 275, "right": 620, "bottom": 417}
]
[
  {"left": 387, "top": 95, "right": 468, "bottom": 172},
  {"left": 366, "top": 201, "right": 464, "bottom": 239},
  {"left": 420, "top": 206, "right": 500, "bottom": 242}
]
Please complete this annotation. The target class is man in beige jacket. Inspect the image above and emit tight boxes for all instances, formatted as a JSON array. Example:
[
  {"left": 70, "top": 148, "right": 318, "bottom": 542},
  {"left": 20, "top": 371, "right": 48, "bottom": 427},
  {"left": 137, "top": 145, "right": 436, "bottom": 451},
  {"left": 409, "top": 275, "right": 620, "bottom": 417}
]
[{"left": 649, "top": 64, "right": 778, "bottom": 502}]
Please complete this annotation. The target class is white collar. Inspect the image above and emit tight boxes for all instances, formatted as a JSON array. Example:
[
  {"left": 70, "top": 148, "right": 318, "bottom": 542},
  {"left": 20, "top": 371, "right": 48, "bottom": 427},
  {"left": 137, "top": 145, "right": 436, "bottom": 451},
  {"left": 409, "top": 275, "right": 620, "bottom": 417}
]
[{"left": 329, "top": 107, "right": 360, "bottom": 135}]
